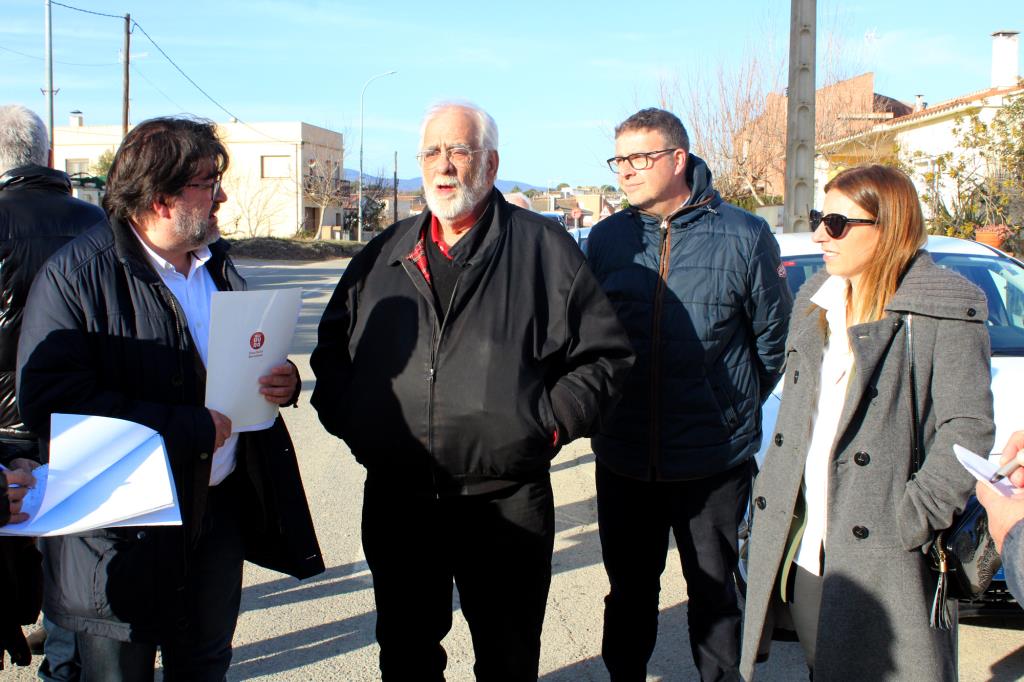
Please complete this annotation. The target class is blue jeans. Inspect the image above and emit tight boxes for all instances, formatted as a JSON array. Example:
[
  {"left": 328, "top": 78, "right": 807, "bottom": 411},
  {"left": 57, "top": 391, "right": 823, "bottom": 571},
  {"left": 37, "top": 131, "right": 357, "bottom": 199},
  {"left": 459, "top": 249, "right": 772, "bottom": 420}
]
[{"left": 37, "top": 617, "right": 78, "bottom": 682}]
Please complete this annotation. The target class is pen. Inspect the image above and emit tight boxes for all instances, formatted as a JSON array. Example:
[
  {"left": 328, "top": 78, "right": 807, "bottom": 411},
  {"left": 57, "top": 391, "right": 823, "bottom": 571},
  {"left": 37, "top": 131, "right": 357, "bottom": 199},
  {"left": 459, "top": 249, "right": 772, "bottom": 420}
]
[{"left": 990, "top": 458, "right": 1023, "bottom": 483}]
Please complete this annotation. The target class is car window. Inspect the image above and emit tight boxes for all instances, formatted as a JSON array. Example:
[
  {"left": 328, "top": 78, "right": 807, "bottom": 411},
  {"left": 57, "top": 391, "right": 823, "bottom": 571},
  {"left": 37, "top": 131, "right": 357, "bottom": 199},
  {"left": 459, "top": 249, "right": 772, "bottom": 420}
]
[
  {"left": 932, "top": 254, "right": 1024, "bottom": 356},
  {"left": 781, "top": 253, "right": 1024, "bottom": 356}
]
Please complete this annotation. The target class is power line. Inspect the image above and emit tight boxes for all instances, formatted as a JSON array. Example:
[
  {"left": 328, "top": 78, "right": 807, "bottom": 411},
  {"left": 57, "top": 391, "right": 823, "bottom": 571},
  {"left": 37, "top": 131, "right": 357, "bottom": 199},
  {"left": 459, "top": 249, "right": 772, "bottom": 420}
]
[
  {"left": 45, "top": 1, "right": 304, "bottom": 146},
  {"left": 50, "top": 1, "right": 123, "bottom": 19},
  {"left": 0, "top": 43, "right": 117, "bottom": 67},
  {"left": 129, "top": 21, "right": 243, "bottom": 124},
  {"left": 130, "top": 63, "right": 187, "bottom": 112}
]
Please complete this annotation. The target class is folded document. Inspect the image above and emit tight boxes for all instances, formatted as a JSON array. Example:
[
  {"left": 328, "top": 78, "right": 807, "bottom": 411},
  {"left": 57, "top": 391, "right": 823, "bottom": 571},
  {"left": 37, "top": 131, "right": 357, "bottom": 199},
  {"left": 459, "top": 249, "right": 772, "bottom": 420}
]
[
  {"left": 953, "top": 443, "right": 1019, "bottom": 498},
  {"left": 0, "top": 414, "right": 181, "bottom": 536}
]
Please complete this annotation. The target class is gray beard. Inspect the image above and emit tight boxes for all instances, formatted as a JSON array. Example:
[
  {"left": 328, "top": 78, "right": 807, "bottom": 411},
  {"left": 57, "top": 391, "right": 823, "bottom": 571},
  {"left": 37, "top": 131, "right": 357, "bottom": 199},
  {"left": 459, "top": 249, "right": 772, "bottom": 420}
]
[{"left": 173, "top": 205, "right": 218, "bottom": 249}]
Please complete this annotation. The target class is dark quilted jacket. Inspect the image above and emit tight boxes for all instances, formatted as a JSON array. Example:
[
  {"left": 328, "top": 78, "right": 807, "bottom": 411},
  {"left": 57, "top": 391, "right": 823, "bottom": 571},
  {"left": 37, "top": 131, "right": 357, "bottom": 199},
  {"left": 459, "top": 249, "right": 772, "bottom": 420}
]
[{"left": 586, "top": 154, "right": 793, "bottom": 480}]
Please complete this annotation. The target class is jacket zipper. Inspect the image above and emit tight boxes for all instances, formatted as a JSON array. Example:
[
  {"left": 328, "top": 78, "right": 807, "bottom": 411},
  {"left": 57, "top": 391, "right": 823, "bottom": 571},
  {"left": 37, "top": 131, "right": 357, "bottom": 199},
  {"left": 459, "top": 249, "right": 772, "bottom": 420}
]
[
  {"left": 425, "top": 275, "right": 462, "bottom": 498},
  {"left": 649, "top": 218, "right": 672, "bottom": 480}
]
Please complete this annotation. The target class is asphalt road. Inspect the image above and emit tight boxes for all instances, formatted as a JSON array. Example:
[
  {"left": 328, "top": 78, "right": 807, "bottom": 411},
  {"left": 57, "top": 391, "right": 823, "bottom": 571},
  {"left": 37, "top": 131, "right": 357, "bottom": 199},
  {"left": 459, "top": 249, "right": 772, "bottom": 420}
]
[{"left": 11, "top": 256, "right": 1024, "bottom": 681}]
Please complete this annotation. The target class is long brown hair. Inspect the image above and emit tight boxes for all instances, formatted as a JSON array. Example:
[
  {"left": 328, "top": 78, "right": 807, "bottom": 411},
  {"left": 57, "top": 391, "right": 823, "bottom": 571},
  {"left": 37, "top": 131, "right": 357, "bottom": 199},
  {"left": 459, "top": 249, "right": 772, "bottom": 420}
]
[{"left": 824, "top": 165, "right": 926, "bottom": 324}]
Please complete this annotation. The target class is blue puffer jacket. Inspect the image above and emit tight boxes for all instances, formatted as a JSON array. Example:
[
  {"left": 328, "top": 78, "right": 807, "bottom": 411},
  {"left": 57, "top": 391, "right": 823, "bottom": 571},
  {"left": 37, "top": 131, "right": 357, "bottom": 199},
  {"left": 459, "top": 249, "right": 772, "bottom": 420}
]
[{"left": 587, "top": 154, "right": 793, "bottom": 480}]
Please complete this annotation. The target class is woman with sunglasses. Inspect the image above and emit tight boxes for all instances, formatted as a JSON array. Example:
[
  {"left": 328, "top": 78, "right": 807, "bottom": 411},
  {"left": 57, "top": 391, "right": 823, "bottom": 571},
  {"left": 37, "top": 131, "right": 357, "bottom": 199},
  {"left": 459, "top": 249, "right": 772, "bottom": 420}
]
[{"left": 739, "top": 164, "right": 994, "bottom": 680}]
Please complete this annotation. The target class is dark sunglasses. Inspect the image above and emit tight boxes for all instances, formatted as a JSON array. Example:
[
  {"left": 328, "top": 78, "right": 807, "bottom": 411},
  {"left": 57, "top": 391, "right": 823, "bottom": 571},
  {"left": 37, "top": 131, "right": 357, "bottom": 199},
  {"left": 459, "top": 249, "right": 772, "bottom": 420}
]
[{"left": 808, "top": 209, "right": 877, "bottom": 239}]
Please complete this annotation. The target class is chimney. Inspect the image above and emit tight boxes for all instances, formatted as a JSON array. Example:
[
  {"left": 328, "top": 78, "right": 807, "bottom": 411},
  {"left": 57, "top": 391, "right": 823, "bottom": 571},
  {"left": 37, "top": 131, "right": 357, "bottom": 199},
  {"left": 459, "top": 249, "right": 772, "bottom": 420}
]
[
  {"left": 69, "top": 110, "right": 84, "bottom": 127},
  {"left": 914, "top": 94, "right": 925, "bottom": 112},
  {"left": 991, "top": 30, "right": 1020, "bottom": 88}
]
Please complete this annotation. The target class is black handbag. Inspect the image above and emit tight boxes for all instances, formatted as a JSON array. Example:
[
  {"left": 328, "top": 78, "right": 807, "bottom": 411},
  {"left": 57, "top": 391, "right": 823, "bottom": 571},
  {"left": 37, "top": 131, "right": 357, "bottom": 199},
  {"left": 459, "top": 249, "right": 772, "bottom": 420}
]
[{"left": 904, "top": 313, "right": 1001, "bottom": 630}]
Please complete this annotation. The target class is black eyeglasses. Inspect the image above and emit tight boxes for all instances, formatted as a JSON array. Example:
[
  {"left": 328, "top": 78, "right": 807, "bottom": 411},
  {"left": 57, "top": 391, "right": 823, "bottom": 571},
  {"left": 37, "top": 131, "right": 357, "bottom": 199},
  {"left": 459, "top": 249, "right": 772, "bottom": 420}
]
[
  {"left": 184, "top": 177, "right": 222, "bottom": 201},
  {"left": 809, "top": 209, "right": 877, "bottom": 239},
  {"left": 606, "top": 148, "right": 678, "bottom": 173}
]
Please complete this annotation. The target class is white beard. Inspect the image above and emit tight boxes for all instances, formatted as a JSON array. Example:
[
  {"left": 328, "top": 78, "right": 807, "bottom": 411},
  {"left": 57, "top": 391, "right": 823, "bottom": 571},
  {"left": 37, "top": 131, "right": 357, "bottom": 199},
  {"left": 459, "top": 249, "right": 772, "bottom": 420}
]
[{"left": 424, "top": 160, "right": 491, "bottom": 221}]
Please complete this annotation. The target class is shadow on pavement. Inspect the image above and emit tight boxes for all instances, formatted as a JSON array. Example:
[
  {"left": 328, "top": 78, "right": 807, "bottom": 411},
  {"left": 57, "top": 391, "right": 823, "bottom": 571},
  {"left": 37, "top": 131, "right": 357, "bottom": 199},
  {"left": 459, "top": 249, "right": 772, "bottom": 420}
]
[
  {"left": 551, "top": 452, "right": 595, "bottom": 474},
  {"left": 241, "top": 560, "right": 372, "bottom": 613},
  {"left": 541, "top": 602, "right": 699, "bottom": 680},
  {"left": 229, "top": 612, "right": 377, "bottom": 678},
  {"left": 990, "top": 643, "right": 1024, "bottom": 681}
]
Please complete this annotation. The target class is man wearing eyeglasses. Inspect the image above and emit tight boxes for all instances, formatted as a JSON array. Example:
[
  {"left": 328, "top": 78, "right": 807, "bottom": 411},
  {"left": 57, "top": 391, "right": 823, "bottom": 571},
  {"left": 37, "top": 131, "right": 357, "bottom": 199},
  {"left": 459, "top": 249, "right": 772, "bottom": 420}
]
[
  {"left": 586, "top": 108, "right": 793, "bottom": 681},
  {"left": 16, "top": 116, "right": 324, "bottom": 680},
  {"left": 312, "top": 101, "right": 633, "bottom": 680}
]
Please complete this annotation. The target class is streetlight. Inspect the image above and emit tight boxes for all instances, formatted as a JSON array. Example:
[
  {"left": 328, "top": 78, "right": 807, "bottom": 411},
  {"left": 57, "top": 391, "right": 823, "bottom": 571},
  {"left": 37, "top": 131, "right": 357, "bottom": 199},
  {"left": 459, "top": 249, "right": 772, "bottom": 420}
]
[{"left": 358, "top": 70, "right": 397, "bottom": 242}]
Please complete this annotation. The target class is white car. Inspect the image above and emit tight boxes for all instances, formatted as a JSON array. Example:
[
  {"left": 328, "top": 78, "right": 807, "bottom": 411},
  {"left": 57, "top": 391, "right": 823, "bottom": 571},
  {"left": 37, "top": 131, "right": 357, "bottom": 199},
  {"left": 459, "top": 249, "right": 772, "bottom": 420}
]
[
  {"left": 758, "top": 233, "right": 1024, "bottom": 468},
  {"left": 750, "top": 233, "right": 1024, "bottom": 614}
]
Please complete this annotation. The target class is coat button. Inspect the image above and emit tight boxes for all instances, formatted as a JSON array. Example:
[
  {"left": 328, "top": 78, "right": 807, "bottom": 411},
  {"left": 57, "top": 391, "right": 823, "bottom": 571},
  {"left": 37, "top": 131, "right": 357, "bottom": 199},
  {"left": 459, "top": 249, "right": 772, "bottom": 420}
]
[
  {"left": 967, "top": 308, "right": 977, "bottom": 317},
  {"left": 853, "top": 525, "right": 869, "bottom": 539},
  {"left": 171, "top": 375, "right": 184, "bottom": 387},
  {"left": 854, "top": 451, "right": 871, "bottom": 466},
  {"left": 136, "top": 531, "right": 146, "bottom": 540},
  {"left": 755, "top": 496, "right": 767, "bottom": 510},
  {"left": 199, "top": 452, "right": 210, "bottom": 461},
  {"left": 774, "top": 433, "right": 784, "bottom": 447},
  {"left": 793, "top": 370, "right": 800, "bottom": 384}
]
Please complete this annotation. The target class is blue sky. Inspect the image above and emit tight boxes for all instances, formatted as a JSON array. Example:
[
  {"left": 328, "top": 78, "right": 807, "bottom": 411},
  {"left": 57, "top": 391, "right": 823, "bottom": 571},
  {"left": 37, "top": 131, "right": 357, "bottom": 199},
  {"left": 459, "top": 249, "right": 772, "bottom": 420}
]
[{"left": 1, "top": 0, "right": 1019, "bottom": 187}]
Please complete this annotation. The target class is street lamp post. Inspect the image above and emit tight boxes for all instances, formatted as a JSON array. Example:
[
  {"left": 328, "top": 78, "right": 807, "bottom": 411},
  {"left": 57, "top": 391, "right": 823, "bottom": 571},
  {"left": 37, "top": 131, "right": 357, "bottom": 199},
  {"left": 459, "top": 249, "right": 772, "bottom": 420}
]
[{"left": 358, "top": 70, "right": 397, "bottom": 242}]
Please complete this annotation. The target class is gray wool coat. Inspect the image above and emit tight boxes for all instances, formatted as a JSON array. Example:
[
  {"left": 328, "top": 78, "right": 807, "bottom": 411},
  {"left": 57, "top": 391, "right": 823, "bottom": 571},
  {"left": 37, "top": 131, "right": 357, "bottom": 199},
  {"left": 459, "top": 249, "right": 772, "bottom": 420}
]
[{"left": 740, "top": 253, "right": 995, "bottom": 681}]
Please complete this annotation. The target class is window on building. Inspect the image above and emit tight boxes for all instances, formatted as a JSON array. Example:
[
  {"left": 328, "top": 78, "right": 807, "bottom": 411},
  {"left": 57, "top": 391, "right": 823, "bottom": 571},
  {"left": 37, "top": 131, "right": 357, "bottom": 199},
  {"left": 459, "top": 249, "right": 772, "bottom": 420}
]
[
  {"left": 65, "top": 158, "right": 90, "bottom": 176},
  {"left": 261, "top": 155, "right": 291, "bottom": 178}
]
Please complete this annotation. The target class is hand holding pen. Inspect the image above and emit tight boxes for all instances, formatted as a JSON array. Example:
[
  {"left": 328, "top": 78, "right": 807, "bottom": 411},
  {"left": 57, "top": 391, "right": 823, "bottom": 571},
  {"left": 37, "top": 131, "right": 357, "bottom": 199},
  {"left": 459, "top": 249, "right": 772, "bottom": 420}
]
[{"left": 990, "top": 430, "right": 1024, "bottom": 487}]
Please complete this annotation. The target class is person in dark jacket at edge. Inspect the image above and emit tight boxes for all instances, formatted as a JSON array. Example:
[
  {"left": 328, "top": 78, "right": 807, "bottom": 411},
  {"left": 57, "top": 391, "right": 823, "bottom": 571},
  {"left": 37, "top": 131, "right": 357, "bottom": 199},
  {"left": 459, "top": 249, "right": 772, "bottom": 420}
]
[
  {"left": 311, "top": 101, "right": 634, "bottom": 681},
  {"left": 585, "top": 108, "right": 793, "bottom": 682},
  {"left": 0, "top": 103, "right": 107, "bottom": 675},
  {"left": 16, "top": 116, "right": 325, "bottom": 681}
]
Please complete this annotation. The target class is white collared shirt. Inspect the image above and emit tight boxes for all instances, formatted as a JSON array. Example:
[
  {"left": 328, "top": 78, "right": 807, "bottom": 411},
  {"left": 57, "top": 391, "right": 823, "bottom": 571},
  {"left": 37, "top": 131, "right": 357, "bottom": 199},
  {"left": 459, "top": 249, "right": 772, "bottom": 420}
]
[
  {"left": 795, "top": 274, "right": 853, "bottom": 576},
  {"left": 130, "top": 227, "right": 237, "bottom": 486}
]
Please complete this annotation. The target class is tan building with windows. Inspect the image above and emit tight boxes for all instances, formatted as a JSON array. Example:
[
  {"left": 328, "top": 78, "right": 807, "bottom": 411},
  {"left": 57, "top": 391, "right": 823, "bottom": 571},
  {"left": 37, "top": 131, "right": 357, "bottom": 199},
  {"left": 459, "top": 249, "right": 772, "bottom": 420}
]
[{"left": 52, "top": 114, "right": 345, "bottom": 238}]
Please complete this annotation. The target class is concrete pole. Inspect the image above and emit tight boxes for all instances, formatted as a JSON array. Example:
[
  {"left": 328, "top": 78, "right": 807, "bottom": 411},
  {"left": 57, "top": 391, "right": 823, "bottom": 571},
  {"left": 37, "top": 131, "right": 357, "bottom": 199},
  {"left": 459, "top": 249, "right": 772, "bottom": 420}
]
[
  {"left": 783, "top": 0, "right": 816, "bottom": 232},
  {"left": 122, "top": 14, "right": 130, "bottom": 139},
  {"left": 44, "top": 0, "right": 54, "bottom": 167}
]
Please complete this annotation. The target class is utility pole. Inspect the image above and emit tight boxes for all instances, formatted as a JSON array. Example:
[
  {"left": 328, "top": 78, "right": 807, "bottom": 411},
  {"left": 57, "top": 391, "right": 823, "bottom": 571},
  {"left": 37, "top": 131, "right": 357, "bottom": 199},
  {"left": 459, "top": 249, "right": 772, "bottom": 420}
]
[
  {"left": 43, "top": 0, "right": 55, "bottom": 167},
  {"left": 122, "top": 13, "right": 130, "bottom": 138},
  {"left": 783, "top": 0, "right": 816, "bottom": 232},
  {"left": 393, "top": 151, "right": 398, "bottom": 225}
]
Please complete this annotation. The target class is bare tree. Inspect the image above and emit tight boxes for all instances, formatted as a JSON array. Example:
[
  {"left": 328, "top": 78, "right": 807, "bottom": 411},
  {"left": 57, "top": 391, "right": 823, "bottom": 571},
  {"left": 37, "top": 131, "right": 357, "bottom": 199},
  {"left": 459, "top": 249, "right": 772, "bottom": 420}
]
[
  {"left": 354, "top": 168, "right": 393, "bottom": 235},
  {"left": 659, "top": 13, "right": 870, "bottom": 207},
  {"left": 303, "top": 148, "right": 349, "bottom": 240},
  {"left": 221, "top": 170, "right": 293, "bottom": 238}
]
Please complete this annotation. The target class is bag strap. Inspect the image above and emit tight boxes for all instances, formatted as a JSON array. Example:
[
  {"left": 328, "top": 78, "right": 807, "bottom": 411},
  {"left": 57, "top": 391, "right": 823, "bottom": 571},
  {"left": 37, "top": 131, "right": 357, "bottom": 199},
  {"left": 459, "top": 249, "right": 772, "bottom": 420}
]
[
  {"left": 904, "top": 312, "right": 954, "bottom": 630},
  {"left": 905, "top": 313, "right": 924, "bottom": 473}
]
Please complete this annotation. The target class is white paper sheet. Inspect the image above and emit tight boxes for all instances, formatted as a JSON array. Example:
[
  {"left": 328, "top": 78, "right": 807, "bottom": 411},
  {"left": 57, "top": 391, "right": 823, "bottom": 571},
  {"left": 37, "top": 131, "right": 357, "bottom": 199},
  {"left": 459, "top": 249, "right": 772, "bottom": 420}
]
[
  {"left": 0, "top": 414, "right": 181, "bottom": 536},
  {"left": 205, "top": 289, "right": 302, "bottom": 432},
  {"left": 953, "top": 444, "right": 1019, "bottom": 498}
]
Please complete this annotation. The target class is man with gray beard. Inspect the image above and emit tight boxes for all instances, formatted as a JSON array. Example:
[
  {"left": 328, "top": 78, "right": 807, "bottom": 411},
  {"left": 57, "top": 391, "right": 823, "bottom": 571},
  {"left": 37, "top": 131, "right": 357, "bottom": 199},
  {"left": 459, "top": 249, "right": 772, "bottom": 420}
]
[
  {"left": 16, "top": 116, "right": 324, "bottom": 680},
  {"left": 312, "top": 102, "right": 633, "bottom": 681}
]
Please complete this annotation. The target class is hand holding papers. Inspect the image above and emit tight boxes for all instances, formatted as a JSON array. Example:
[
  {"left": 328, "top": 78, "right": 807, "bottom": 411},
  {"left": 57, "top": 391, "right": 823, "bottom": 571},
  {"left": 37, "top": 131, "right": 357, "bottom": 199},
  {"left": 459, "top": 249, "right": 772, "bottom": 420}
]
[
  {"left": 205, "top": 289, "right": 302, "bottom": 432},
  {"left": 0, "top": 414, "right": 180, "bottom": 536},
  {"left": 954, "top": 444, "right": 1020, "bottom": 498}
]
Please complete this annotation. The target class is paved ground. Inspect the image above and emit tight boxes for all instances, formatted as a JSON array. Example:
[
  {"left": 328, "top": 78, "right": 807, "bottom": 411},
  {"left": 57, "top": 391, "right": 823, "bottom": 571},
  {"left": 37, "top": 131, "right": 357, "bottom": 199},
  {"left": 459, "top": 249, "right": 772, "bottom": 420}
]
[{"left": 11, "top": 256, "right": 1024, "bottom": 680}]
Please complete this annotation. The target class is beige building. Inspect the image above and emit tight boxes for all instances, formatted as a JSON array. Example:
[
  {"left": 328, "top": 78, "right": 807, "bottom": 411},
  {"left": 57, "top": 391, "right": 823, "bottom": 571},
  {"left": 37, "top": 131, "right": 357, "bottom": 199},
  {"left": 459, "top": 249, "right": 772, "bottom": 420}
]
[
  {"left": 817, "top": 30, "right": 1021, "bottom": 219},
  {"left": 52, "top": 114, "right": 345, "bottom": 239}
]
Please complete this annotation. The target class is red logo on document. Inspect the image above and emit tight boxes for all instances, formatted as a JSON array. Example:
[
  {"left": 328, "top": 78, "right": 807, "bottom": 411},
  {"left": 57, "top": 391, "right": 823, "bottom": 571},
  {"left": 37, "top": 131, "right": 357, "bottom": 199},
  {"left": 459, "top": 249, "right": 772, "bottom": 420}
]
[{"left": 250, "top": 332, "right": 265, "bottom": 350}]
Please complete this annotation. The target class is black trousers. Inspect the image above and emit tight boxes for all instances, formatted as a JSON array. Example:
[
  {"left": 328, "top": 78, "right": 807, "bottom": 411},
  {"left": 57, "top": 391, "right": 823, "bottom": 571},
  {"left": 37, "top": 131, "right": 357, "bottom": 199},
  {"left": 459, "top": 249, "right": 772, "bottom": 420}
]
[
  {"left": 361, "top": 475, "right": 555, "bottom": 682},
  {"left": 78, "top": 476, "right": 245, "bottom": 682},
  {"left": 788, "top": 564, "right": 823, "bottom": 675},
  {"left": 596, "top": 461, "right": 749, "bottom": 682}
]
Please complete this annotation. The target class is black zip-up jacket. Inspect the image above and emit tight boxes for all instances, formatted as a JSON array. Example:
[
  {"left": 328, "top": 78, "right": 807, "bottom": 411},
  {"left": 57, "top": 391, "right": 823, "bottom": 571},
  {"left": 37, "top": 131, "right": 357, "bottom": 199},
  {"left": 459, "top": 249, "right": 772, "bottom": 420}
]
[
  {"left": 16, "top": 218, "right": 323, "bottom": 642},
  {"left": 0, "top": 164, "right": 106, "bottom": 444},
  {"left": 311, "top": 191, "right": 634, "bottom": 494},
  {"left": 587, "top": 154, "right": 793, "bottom": 481}
]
